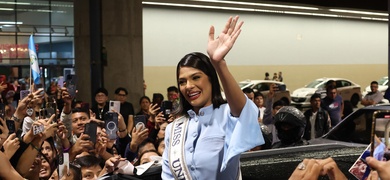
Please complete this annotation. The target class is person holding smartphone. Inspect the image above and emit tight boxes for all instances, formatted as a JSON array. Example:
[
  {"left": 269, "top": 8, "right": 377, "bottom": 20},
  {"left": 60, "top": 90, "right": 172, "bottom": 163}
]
[{"left": 161, "top": 16, "right": 263, "bottom": 179}]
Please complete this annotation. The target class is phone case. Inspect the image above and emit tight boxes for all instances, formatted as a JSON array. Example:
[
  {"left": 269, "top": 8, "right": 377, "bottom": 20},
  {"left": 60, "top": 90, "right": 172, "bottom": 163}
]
[
  {"left": 20, "top": 90, "right": 30, "bottom": 100},
  {"left": 105, "top": 112, "right": 118, "bottom": 140},
  {"left": 58, "top": 153, "right": 69, "bottom": 179},
  {"left": 33, "top": 124, "right": 44, "bottom": 135},
  {"left": 66, "top": 75, "right": 77, "bottom": 98},
  {"left": 109, "top": 101, "right": 121, "bottom": 113},
  {"left": 134, "top": 115, "right": 147, "bottom": 131},
  {"left": 161, "top": 101, "right": 172, "bottom": 120},
  {"left": 84, "top": 122, "right": 97, "bottom": 144}
]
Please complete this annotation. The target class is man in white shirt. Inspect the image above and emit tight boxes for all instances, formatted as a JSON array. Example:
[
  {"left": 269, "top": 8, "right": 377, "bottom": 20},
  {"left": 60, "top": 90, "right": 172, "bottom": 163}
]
[{"left": 361, "top": 81, "right": 383, "bottom": 106}]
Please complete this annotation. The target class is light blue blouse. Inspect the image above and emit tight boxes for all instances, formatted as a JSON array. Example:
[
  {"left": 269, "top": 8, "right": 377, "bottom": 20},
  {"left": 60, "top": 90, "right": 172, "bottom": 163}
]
[{"left": 162, "top": 98, "right": 264, "bottom": 180}]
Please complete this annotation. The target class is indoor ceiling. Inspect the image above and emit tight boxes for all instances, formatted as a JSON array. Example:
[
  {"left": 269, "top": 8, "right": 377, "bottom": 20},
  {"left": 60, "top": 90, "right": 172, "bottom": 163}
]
[{"left": 251, "top": 0, "right": 387, "bottom": 12}]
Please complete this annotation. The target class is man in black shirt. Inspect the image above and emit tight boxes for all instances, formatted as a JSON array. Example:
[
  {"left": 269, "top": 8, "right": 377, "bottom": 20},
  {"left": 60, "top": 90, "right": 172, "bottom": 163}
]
[{"left": 91, "top": 88, "right": 109, "bottom": 120}]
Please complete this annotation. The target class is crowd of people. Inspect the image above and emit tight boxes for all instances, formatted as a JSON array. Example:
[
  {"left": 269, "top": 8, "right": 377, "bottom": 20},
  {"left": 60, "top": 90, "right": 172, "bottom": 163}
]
[
  {"left": 264, "top": 71, "right": 283, "bottom": 82},
  {"left": 0, "top": 16, "right": 389, "bottom": 180}
]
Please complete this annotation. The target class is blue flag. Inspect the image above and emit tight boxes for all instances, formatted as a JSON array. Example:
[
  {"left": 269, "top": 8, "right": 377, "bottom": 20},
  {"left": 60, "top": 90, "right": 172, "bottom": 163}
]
[{"left": 28, "top": 35, "right": 40, "bottom": 85}]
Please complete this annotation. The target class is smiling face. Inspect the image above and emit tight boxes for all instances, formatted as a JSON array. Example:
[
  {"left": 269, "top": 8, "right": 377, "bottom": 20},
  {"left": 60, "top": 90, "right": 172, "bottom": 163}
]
[
  {"left": 178, "top": 67, "right": 212, "bottom": 113},
  {"left": 39, "top": 157, "right": 51, "bottom": 178}
]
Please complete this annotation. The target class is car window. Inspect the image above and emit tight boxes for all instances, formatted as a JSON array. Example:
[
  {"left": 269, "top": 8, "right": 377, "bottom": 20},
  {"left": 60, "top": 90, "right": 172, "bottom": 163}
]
[
  {"left": 325, "top": 109, "right": 374, "bottom": 144},
  {"left": 254, "top": 83, "right": 269, "bottom": 91},
  {"left": 306, "top": 80, "right": 323, "bottom": 88},
  {"left": 378, "top": 77, "right": 388, "bottom": 86},
  {"left": 239, "top": 82, "right": 251, "bottom": 89}
]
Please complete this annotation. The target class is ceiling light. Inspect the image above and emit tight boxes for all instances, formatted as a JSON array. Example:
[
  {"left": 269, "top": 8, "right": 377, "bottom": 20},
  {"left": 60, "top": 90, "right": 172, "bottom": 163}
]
[
  {"left": 0, "top": 21, "right": 23, "bottom": 24},
  {"left": 0, "top": 8, "right": 14, "bottom": 11},
  {"left": 329, "top": 9, "right": 388, "bottom": 16},
  {"left": 192, "top": 0, "right": 319, "bottom": 10}
]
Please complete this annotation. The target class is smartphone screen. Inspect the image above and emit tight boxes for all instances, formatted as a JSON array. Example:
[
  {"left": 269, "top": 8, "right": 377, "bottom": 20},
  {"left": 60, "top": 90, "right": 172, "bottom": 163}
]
[
  {"left": 66, "top": 75, "right": 77, "bottom": 98},
  {"left": 134, "top": 115, "right": 147, "bottom": 131},
  {"left": 57, "top": 76, "right": 64, "bottom": 88},
  {"left": 161, "top": 101, "right": 172, "bottom": 120},
  {"left": 105, "top": 112, "right": 118, "bottom": 140},
  {"left": 109, "top": 101, "right": 121, "bottom": 113},
  {"left": 152, "top": 93, "right": 163, "bottom": 107},
  {"left": 84, "top": 122, "right": 97, "bottom": 144}
]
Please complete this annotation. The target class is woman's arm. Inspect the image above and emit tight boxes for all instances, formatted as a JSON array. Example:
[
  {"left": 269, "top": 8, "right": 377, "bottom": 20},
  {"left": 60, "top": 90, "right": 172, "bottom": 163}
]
[{"left": 207, "top": 16, "right": 245, "bottom": 117}]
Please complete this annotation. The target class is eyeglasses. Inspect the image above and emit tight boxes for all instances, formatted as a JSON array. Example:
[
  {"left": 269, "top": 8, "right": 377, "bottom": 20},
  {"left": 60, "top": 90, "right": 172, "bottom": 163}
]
[{"left": 117, "top": 94, "right": 127, "bottom": 97}]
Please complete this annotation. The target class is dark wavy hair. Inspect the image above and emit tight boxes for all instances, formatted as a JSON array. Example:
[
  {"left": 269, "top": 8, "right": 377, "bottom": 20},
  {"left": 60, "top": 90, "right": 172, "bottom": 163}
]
[{"left": 176, "top": 52, "right": 226, "bottom": 115}]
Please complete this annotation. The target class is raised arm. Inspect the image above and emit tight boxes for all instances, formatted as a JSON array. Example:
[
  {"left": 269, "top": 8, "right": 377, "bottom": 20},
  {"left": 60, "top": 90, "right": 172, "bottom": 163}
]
[{"left": 207, "top": 16, "right": 245, "bottom": 117}]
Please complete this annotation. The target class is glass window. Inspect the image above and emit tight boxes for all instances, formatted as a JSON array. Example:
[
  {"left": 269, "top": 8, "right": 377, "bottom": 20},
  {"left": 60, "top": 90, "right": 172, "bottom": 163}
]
[{"left": 0, "top": 0, "right": 74, "bottom": 88}]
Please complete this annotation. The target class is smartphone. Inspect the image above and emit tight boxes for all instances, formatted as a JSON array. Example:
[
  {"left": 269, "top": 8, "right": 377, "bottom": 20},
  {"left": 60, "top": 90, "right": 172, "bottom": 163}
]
[
  {"left": 66, "top": 75, "right": 77, "bottom": 98},
  {"left": 57, "top": 76, "right": 64, "bottom": 88},
  {"left": 105, "top": 112, "right": 118, "bottom": 140},
  {"left": 109, "top": 101, "right": 121, "bottom": 113},
  {"left": 134, "top": 115, "right": 147, "bottom": 131},
  {"left": 58, "top": 152, "right": 69, "bottom": 179},
  {"left": 20, "top": 90, "right": 30, "bottom": 100},
  {"left": 6, "top": 120, "right": 15, "bottom": 134},
  {"left": 84, "top": 122, "right": 97, "bottom": 144},
  {"left": 46, "top": 102, "right": 57, "bottom": 120},
  {"left": 161, "top": 101, "right": 172, "bottom": 120},
  {"left": 152, "top": 93, "right": 163, "bottom": 107},
  {"left": 349, "top": 110, "right": 390, "bottom": 180}
]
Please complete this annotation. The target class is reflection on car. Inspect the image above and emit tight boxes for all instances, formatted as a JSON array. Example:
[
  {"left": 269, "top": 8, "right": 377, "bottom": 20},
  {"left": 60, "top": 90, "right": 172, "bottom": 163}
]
[
  {"left": 291, "top": 77, "right": 361, "bottom": 108},
  {"left": 241, "top": 104, "right": 390, "bottom": 180},
  {"left": 239, "top": 79, "right": 291, "bottom": 105}
]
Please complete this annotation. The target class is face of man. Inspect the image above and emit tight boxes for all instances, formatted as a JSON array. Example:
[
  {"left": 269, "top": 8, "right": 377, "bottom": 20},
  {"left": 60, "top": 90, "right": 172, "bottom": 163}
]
[
  {"left": 326, "top": 89, "right": 337, "bottom": 99},
  {"left": 115, "top": 90, "right": 127, "bottom": 104},
  {"left": 370, "top": 83, "right": 379, "bottom": 93},
  {"left": 81, "top": 165, "right": 102, "bottom": 180},
  {"left": 95, "top": 92, "right": 108, "bottom": 104},
  {"left": 311, "top": 97, "right": 321, "bottom": 110},
  {"left": 245, "top": 92, "right": 255, "bottom": 102},
  {"left": 72, "top": 112, "right": 89, "bottom": 136}
]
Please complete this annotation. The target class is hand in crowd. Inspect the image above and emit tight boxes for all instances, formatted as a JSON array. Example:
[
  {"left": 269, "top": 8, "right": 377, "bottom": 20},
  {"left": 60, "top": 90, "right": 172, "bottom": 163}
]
[
  {"left": 130, "top": 126, "right": 149, "bottom": 152},
  {"left": 366, "top": 156, "right": 390, "bottom": 180},
  {"left": 70, "top": 134, "right": 93, "bottom": 161},
  {"left": 15, "top": 88, "right": 44, "bottom": 118},
  {"left": 95, "top": 128, "right": 108, "bottom": 156},
  {"left": 112, "top": 110, "right": 127, "bottom": 138},
  {"left": 268, "top": 83, "right": 276, "bottom": 98},
  {"left": 101, "top": 156, "right": 127, "bottom": 176},
  {"left": 0, "top": 117, "right": 9, "bottom": 148},
  {"left": 39, "top": 114, "right": 59, "bottom": 139},
  {"left": 289, "top": 157, "right": 346, "bottom": 180},
  {"left": 155, "top": 111, "right": 166, "bottom": 124},
  {"left": 56, "top": 122, "right": 71, "bottom": 149},
  {"left": 148, "top": 103, "right": 160, "bottom": 118},
  {"left": 3, "top": 133, "right": 20, "bottom": 159}
]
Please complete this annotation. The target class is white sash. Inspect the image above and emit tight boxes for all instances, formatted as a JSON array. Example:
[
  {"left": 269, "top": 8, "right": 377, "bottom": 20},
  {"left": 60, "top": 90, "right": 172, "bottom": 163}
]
[{"left": 168, "top": 116, "right": 193, "bottom": 180}]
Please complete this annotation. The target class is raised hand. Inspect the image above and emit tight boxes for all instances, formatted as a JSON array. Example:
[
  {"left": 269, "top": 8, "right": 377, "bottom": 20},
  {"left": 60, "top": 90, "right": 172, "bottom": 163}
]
[
  {"left": 2, "top": 133, "right": 20, "bottom": 159},
  {"left": 207, "top": 16, "right": 243, "bottom": 62}
]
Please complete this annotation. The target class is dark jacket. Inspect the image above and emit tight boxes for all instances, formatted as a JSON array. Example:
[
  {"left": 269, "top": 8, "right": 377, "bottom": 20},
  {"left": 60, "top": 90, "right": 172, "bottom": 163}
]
[{"left": 303, "top": 108, "right": 329, "bottom": 140}]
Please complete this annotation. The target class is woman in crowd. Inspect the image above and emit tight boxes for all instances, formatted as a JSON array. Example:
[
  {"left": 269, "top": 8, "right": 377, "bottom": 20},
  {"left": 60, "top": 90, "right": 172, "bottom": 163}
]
[{"left": 161, "top": 16, "right": 263, "bottom": 179}]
